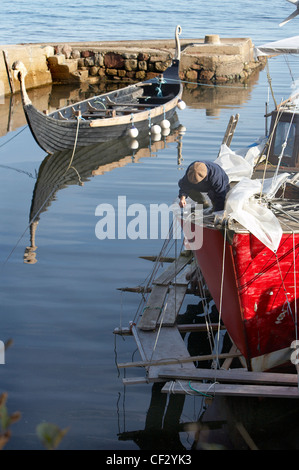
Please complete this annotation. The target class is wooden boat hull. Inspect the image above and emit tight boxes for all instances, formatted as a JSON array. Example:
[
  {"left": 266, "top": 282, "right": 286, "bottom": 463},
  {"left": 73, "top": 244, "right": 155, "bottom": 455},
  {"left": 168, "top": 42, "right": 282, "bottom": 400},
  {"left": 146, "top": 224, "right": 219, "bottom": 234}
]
[
  {"left": 191, "top": 224, "right": 299, "bottom": 371},
  {"left": 24, "top": 77, "right": 182, "bottom": 154},
  {"left": 13, "top": 25, "right": 184, "bottom": 154}
]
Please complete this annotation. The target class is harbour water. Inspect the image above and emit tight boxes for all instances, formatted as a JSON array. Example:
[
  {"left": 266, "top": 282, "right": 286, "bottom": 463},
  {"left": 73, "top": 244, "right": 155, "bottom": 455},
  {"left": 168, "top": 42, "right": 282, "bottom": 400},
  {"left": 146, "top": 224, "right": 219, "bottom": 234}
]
[{"left": 1, "top": 0, "right": 299, "bottom": 451}]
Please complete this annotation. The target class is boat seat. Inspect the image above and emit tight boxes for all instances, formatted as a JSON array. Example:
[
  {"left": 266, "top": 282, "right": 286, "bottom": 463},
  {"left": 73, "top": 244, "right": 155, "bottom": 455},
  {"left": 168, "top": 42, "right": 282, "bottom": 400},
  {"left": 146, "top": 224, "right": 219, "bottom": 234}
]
[{"left": 82, "top": 109, "right": 116, "bottom": 118}]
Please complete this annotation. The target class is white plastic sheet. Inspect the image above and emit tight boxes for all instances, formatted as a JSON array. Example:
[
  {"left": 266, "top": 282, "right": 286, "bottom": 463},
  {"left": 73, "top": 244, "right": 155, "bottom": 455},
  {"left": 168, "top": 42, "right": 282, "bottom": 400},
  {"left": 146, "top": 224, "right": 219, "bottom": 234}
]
[
  {"left": 214, "top": 139, "right": 266, "bottom": 182},
  {"left": 225, "top": 177, "right": 285, "bottom": 252}
]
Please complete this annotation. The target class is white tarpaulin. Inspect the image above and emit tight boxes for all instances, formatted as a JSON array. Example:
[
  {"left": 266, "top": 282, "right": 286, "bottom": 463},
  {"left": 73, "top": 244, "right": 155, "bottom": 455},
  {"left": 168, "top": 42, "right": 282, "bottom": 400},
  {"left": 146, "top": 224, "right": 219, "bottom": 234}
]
[
  {"left": 254, "top": 36, "right": 299, "bottom": 58},
  {"left": 225, "top": 176, "right": 289, "bottom": 252},
  {"left": 214, "top": 140, "right": 267, "bottom": 182}
]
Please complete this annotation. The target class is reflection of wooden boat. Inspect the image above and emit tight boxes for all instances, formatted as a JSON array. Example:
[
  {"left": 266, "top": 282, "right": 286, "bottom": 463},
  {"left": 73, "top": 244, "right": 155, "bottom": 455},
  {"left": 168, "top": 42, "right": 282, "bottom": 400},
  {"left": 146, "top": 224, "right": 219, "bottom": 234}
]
[
  {"left": 180, "top": 36, "right": 299, "bottom": 373},
  {"left": 12, "top": 26, "right": 184, "bottom": 154},
  {"left": 24, "top": 115, "right": 184, "bottom": 263}
]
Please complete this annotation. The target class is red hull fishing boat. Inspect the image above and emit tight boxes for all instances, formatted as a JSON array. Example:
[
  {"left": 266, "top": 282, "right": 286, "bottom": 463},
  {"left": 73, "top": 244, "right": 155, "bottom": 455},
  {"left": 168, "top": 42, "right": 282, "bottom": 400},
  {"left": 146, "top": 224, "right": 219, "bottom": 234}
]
[{"left": 180, "top": 36, "right": 299, "bottom": 372}]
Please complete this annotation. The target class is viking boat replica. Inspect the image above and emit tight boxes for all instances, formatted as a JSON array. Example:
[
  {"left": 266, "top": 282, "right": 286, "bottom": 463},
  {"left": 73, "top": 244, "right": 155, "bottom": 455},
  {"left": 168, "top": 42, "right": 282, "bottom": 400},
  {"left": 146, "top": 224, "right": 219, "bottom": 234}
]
[
  {"left": 179, "top": 36, "right": 299, "bottom": 373},
  {"left": 12, "top": 26, "right": 184, "bottom": 154}
]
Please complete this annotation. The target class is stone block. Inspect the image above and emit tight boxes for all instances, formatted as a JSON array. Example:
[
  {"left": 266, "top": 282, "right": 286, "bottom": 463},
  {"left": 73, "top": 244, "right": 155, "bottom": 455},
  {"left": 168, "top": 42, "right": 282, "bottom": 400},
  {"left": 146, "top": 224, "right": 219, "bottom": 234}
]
[
  {"left": 186, "top": 69, "right": 198, "bottom": 81},
  {"left": 138, "top": 52, "right": 149, "bottom": 61},
  {"left": 124, "top": 59, "right": 137, "bottom": 71},
  {"left": 123, "top": 52, "right": 138, "bottom": 59},
  {"left": 149, "top": 55, "right": 167, "bottom": 63},
  {"left": 106, "top": 68, "right": 118, "bottom": 76},
  {"left": 94, "top": 53, "right": 104, "bottom": 67},
  {"left": 47, "top": 54, "right": 65, "bottom": 66},
  {"left": 118, "top": 69, "right": 127, "bottom": 77},
  {"left": 198, "top": 70, "right": 214, "bottom": 81},
  {"left": 89, "top": 66, "right": 99, "bottom": 76},
  {"left": 60, "top": 44, "right": 72, "bottom": 59},
  {"left": 138, "top": 60, "right": 147, "bottom": 71},
  {"left": 135, "top": 70, "right": 146, "bottom": 80},
  {"left": 214, "top": 55, "right": 243, "bottom": 77},
  {"left": 84, "top": 57, "right": 95, "bottom": 67},
  {"left": 71, "top": 49, "right": 81, "bottom": 59},
  {"left": 81, "top": 50, "right": 95, "bottom": 58},
  {"left": 155, "top": 60, "right": 171, "bottom": 72},
  {"left": 98, "top": 68, "right": 106, "bottom": 78},
  {"left": 126, "top": 71, "right": 136, "bottom": 79},
  {"left": 42, "top": 45, "right": 55, "bottom": 58},
  {"left": 104, "top": 52, "right": 125, "bottom": 69}
]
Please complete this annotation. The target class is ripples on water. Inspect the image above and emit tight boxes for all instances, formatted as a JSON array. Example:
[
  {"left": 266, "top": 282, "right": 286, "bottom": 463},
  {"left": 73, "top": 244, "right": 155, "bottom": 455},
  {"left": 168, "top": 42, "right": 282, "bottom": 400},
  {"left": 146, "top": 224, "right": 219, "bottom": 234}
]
[
  {"left": 0, "top": 0, "right": 296, "bottom": 44},
  {"left": 1, "top": 0, "right": 299, "bottom": 451}
]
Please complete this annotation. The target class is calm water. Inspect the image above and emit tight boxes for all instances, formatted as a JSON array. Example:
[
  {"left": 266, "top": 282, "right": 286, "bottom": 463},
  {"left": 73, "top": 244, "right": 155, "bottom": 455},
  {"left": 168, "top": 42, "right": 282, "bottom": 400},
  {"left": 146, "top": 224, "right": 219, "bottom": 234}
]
[{"left": 1, "top": 0, "right": 299, "bottom": 451}]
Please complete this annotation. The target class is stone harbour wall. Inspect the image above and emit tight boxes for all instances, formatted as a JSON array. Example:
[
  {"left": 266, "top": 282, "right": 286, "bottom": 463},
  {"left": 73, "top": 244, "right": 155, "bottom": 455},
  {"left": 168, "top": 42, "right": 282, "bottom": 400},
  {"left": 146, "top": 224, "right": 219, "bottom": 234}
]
[
  {"left": 0, "top": 36, "right": 265, "bottom": 97},
  {"left": 48, "top": 45, "right": 173, "bottom": 84}
]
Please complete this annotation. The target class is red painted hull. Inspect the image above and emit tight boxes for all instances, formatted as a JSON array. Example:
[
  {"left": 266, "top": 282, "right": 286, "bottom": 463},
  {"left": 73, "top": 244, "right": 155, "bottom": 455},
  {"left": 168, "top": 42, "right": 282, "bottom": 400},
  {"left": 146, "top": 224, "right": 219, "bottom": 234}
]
[{"left": 192, "top": 225, "right": 299, "bottom": 371}]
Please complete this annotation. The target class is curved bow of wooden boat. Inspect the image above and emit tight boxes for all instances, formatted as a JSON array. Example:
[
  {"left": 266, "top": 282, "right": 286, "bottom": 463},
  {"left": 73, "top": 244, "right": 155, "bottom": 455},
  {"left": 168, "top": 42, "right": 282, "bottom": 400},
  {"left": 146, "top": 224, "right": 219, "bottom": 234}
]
[
  {"left": 12, "top": 60, "right": 32, "bottom": 107},
  {"left": 175, "top": 25, "right": 182, "bottom": 61}
]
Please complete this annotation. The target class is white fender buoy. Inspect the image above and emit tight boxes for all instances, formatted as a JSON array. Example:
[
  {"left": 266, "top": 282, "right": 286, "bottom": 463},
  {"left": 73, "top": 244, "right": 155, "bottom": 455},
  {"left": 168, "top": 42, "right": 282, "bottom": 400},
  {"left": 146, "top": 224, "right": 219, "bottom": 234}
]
[
  {"left": 178, "top": 125, "right": 187, "bottom": 135},
  {"left": 152, "top": 133, "right": 161, "bottom": 141},
  {"left": 177, "top": 99, "right": 186, "bottom": 110},
  {"left": 130, "top": 139, "right": 139, "bottom": 150},
  {"left": 160, "top": 119, "right": 170, "bottom": 129},
  {"left": 151, "top": 124, "right": 161, "bottom": 135},
  {"left": 128, "top": 125, "right": 139, "bottom": 138},
  {"left": 162, "top": 128, "right": 170, "bottom": 137}
]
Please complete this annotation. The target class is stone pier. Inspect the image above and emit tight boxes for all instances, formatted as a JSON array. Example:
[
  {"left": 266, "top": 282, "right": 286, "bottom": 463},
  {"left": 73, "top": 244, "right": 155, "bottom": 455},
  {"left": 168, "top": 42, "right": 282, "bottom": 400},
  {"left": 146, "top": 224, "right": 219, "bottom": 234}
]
[{"left": 0, "top": 35, "right": 265, "bottom": 97}]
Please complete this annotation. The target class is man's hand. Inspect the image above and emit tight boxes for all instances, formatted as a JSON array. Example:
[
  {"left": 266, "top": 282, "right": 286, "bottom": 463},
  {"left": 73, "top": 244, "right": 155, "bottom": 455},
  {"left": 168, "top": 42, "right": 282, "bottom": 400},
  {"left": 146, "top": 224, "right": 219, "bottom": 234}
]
[{"left": 179, "top": 196, "right": 186, "bottom": 208}]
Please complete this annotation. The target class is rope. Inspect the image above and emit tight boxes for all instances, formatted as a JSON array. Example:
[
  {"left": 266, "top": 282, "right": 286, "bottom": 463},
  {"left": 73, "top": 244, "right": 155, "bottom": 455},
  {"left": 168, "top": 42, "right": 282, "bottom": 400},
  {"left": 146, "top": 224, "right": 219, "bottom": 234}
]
[
  {"left": 0, "top": 125, "right": 27, "bottom": 150},
  {"left": 165, "top": 76, "right": 249, "bottom": 90}
]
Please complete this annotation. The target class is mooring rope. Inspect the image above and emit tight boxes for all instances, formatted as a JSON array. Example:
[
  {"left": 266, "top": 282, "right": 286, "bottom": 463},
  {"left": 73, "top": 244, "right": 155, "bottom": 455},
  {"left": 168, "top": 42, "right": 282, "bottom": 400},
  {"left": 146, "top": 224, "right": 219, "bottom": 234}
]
[{"left": 0, "top": 125, "right": 27, "bottom": 150}]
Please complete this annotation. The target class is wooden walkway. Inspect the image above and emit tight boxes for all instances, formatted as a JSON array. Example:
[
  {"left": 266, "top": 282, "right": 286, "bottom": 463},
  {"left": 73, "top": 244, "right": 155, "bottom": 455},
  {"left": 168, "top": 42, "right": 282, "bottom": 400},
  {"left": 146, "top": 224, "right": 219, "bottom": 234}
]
[{"left": 114, "top": 250, "right": 299, "bottom": 399}]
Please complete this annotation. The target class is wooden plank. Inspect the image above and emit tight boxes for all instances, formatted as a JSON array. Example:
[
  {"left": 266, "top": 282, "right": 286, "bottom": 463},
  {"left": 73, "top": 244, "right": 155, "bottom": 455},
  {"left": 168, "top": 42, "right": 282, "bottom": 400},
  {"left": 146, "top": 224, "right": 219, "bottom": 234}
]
[
  {"left": 137, "top": 284, "right": 168, "bottom": 331},
  {"left": 158, "top": 285, "right": 187, "bottom": 326},
  {"left": 122, "top": 377, "right": 150, "bottom": 385},
  {"left": 172, "top": 263, "right": 192, "bottom": 285},
  {"left": 221, "top": 344, "right": 239, "bottom": 370},
  {"left": 132, "top": 326, "right": 196, "bottom": 380},
  {"left": 117, "top": 351, "right": 242, "bottom": 369},
  {"left": 153, "top": 253, "right": 192, "bottom": 285},
  {"left": 113, "top": 322, "right": 225, "bottom": 336},
  {"left": 161, "top": 381, "right": 299, "bottom": 399},
  {"left": 158, "top": 368, "right": 299, "bottom": 386},
  {"left": 235, "top": 423, "right": 259, "bottom": 450}
]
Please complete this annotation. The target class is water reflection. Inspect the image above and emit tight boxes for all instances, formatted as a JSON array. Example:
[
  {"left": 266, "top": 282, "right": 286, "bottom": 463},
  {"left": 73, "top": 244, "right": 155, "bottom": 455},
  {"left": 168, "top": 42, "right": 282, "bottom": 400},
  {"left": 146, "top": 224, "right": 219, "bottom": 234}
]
[
  {"left": 182, "top": 66, "right": 262, "bottom": 117},
  {"left": 23, "top": 115, "right": 185, "bottom": 264}
]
